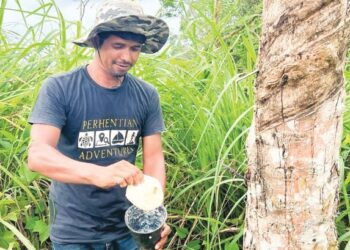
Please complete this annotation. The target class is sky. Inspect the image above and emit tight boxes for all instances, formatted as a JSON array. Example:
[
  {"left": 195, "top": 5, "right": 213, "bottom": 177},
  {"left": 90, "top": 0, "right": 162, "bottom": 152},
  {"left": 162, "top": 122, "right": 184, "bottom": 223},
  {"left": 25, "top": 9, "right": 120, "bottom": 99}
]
[{"left": 3, "top": 0, "right": 179, "bottom": 38}]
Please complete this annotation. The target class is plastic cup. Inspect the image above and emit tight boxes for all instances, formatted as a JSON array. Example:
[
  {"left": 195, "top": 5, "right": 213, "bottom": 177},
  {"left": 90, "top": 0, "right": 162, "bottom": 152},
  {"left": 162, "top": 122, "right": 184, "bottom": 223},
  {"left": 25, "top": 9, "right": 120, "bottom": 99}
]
[{"left": 125, "top": 205, "right": 167, "bottom": 250}]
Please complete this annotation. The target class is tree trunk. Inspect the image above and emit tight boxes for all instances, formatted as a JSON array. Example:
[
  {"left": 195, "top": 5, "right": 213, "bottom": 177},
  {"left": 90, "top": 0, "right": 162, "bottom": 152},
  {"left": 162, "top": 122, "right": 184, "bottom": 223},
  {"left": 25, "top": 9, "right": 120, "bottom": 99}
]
[{"left": 244, "top": 1, "right": 350, "bottom": 249}]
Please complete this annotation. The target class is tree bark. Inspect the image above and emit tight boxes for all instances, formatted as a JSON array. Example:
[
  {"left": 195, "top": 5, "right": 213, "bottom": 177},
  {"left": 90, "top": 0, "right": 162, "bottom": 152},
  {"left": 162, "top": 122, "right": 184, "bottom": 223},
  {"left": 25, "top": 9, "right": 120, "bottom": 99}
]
[{"left": 244, "top": 1, "right": 350, "bottom": 249}]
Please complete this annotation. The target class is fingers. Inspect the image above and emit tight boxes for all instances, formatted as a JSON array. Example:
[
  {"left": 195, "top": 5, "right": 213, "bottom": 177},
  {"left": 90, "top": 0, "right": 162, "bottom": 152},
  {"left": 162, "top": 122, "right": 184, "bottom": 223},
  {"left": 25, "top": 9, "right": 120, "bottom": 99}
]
[
  {"left": 112, "top": 160, "right": 143, "bottom": 187},
  {"left": 155, "top": 224, "right": 171, "bottom": 250},
  {"left": 116, "top": 177, "right": 127, "bottom": 188},
  {"left": 123, "top": 169, "right": 143, "bottom": 185},
  {"left": 93, "top": 162, "right": 143, "bottom": 189},
  {"left": 161, "top": 224, "right": 171, "bottom": 237},
  {"left": 134, "top": 168, "right": 144, "bottom": 184}
]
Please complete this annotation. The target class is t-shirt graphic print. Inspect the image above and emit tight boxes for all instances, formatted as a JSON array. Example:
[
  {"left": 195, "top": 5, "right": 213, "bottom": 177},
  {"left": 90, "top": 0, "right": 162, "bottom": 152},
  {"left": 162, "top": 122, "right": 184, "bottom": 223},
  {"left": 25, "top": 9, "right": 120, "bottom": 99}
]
[{"left": 76, "top": 118, "right": 140, "bottom": 161}]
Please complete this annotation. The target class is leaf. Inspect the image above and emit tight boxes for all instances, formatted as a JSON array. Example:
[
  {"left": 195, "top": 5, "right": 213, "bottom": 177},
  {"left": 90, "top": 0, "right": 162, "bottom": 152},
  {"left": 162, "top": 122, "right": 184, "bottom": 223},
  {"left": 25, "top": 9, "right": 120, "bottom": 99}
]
[
  {"left": 0, "top": 230, "right": 16, "bottom": 248},
  {"left": 0, "top": 130, "right": 15, "bottom": 142},
  {"left": 186, "top": 240, "right": 201, "bottom": 250},
  {"left": 0, "top": 0, "right": 7, "bottom": 32},
  {"left": 33, "top": 220, "right": 49, "bottom": 242},
  {"left": 344, "top": 134, "right": 350, "bottom": 145},
  {"left": 21, "top": 125, "right": 31, "bottom": 141},
  {"left": 345, "top": 171, "right": 350, "bottom": 185},
  {"left": 345, "top": 71, "right": 350, "bottom": 80},
  {"left": 3, "top": 212, "right": 18, "bottom": 222},
  {"left": 0, "top": 140, "right": 12, "bottom": 149},
  {"left": 175, "top": 226, "right": 188, "bottom": 239},
  {"left": 0, "top": 218, "right": 36, "bottom": 250},
  {"left": 225, "top": 241, "right": 239, "bottom": 250},
  {"left": 242, "top": 36, "right": 256, "bottom": 64},
  {"left": 339, "top": 230, "right": 350, "bottom": 242},
  {"left": 35, "top": 200, "right": 47, "bottom": 214},
  {"left": 7, "top": 242, "right": 16, "bottom": 250},
  {"left": 0, "top": 199, "right": 15, "bottom": 209},
  {"left": 25, "top": 216, "right": 38, "bottom": 231},
  {"left": 337, "top": 220, "right": 347, "bottom": 237},
  {"left": 345, "top": 240, "right": 350, "bottom": 250},
  {"left": 18, "top": 164, "right": 39, "bottom": 184},
  {"left": 0, "top": 164, "right": 40, "bottom": 208}
]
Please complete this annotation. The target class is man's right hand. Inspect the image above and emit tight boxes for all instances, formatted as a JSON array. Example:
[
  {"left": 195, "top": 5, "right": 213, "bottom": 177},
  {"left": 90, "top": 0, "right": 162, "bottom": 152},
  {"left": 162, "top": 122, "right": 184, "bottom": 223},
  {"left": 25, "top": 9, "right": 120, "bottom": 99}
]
[{"left": 93, "top": 160, "right": 143, "bottom": 189}]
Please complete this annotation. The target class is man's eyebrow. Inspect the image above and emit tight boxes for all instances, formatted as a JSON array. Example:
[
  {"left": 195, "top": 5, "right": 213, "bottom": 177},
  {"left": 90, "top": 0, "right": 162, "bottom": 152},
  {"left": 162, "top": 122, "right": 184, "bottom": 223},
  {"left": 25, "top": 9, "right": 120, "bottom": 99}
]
[{"left": 111, "top": 42, "right": 141, "bottom": 47}]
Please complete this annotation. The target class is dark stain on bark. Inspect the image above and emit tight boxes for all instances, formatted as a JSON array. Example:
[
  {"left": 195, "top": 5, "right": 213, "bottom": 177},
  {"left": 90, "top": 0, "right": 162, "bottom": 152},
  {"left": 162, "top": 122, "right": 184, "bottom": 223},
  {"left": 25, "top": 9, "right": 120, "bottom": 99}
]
[
  {"left": 281, "top": 74, "right": 289, "bottom": 86},
  {"left": 276, "top": 13, "right": 289, "bottom": 29}
]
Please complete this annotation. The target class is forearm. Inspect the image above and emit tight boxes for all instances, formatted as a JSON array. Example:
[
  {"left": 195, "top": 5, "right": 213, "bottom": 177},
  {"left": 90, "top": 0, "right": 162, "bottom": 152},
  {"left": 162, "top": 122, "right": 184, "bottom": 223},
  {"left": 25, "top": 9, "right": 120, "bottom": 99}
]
[
  {"left": 143, "top": 153, "right": 166, "bottom": 190},
  {"left": 28, "top": 141, "right": 97, "bottom": 185}
]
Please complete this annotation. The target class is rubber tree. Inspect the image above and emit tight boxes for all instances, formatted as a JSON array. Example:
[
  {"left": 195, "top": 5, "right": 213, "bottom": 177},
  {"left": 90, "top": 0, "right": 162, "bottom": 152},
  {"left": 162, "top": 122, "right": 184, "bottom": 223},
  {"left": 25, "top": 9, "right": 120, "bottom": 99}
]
[{"left": 244, "top": 1, "right": 350, "bottom": 249}]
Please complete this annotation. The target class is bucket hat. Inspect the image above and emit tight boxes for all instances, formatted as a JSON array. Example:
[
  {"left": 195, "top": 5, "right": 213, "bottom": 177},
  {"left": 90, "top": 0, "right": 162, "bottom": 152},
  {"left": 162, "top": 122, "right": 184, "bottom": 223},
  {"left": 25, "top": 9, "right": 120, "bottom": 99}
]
[{"left": 73, "top": 0, "right": 169, "bottom": 54}]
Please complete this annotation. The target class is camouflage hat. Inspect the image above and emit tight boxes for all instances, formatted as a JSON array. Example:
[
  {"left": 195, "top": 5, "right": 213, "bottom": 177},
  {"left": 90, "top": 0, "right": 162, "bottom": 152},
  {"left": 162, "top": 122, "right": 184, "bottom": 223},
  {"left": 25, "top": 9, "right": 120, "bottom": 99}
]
[{"left": 73, "top": 0, "right": 169, "bottom": 54}]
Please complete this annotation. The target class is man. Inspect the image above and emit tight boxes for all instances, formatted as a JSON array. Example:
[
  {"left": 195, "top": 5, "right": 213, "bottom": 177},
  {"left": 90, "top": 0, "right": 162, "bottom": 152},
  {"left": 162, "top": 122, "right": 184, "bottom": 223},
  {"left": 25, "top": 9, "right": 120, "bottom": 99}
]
[{"left": 27, "top": 0, "right": 171, "bottom": 249}]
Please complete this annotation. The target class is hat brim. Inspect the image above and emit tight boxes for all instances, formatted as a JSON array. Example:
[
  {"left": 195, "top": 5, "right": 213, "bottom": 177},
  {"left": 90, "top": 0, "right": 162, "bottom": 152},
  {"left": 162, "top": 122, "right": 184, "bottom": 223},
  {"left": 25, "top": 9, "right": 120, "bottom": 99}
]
[{"left": 73, "top": 15, "right": 169, "bottom": 54}]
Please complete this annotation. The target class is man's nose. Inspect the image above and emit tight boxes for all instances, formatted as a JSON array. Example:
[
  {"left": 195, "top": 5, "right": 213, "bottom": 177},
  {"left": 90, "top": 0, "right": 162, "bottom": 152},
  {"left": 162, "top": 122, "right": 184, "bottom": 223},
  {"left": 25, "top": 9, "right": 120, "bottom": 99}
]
[{"left": 120, "top": 49, "right": 132, "bottom": 63}]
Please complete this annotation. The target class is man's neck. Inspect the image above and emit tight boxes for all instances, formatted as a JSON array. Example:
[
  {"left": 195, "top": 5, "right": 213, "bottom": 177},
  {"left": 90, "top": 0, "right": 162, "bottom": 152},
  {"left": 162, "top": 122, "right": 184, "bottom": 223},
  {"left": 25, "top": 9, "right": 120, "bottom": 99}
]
[{"left": 87, "top": 62, "right": 124, "bottom": 89}]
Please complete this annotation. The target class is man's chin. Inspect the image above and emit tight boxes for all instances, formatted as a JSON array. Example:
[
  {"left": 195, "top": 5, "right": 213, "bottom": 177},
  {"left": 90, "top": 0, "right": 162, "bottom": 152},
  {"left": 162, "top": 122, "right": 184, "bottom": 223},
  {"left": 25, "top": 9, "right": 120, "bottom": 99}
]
[{"left": 112, "top": 72, "right": 127, "bottom": 78}]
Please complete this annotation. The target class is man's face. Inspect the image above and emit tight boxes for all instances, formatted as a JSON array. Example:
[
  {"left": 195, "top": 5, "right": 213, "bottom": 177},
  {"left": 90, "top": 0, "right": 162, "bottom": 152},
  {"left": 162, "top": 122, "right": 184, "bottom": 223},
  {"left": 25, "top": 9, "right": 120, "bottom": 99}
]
[{"left": 98, "top": 35, "right": 142, "bottom": 78}]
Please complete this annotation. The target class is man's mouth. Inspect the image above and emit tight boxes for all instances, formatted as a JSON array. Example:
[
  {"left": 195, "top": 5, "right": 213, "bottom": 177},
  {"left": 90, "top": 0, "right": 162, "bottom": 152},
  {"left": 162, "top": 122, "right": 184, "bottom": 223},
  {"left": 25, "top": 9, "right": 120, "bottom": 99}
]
[
  {"left": 113, "top": 61, "right": 131, "bottom": 69},
  {"left": 117, "top": 64, "right": 130, "bottom": 68}
]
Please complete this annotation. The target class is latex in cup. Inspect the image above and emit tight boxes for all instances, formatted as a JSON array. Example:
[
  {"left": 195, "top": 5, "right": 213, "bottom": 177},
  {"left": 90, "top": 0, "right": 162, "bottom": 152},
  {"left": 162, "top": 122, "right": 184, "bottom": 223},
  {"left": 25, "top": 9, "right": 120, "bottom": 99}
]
[
  {"left": 125, "top": 205, "right": 167, "bottom": 250},
  {"left": 125, "top": 175, "right": 166, "bottom": 249}
]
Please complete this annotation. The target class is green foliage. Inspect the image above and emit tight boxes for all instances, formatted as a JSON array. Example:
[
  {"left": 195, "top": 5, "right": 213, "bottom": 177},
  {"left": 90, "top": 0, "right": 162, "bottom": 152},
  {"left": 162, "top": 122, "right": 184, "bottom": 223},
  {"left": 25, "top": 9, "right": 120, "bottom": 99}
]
[
  {"left": 0, "top": 0, "right": 89, "bottom": 248},
  {"left": 159, "top": 0, "right": 182, "bottom": 17},
  {"left": 0, "top": 0, "right": 349, "bottom": 249}
]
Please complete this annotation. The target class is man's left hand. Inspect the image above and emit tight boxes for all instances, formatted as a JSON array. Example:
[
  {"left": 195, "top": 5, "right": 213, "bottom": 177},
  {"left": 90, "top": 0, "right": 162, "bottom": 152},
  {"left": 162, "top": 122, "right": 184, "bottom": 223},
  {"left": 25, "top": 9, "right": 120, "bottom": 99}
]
[{"left": 155, "top": 223, "right": 171, "bottom": 250}]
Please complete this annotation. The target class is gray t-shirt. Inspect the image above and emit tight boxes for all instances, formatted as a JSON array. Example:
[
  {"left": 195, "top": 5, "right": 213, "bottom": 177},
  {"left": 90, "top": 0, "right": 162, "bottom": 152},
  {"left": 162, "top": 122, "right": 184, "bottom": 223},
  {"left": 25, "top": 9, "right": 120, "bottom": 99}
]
[{"left": 28, "top": 66, "right": 165, "bottom": 243}]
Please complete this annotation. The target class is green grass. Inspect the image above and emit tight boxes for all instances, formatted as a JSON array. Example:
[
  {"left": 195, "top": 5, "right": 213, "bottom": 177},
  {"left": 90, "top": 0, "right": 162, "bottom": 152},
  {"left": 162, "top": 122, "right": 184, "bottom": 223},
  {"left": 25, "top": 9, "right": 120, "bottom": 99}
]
[{"left": 0, "top": 0, "right": 349, "bottom": 249}]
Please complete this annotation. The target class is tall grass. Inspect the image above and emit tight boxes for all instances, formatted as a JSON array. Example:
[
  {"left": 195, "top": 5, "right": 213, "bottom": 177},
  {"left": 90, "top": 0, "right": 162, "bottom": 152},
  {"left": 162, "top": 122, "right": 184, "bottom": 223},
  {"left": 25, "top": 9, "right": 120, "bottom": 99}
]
[
  {"left": 0, "top": 0, "right": 349, "bottom": 249},
  {"left": 0, "top": 0, "right": 89, "bottom": 248}
]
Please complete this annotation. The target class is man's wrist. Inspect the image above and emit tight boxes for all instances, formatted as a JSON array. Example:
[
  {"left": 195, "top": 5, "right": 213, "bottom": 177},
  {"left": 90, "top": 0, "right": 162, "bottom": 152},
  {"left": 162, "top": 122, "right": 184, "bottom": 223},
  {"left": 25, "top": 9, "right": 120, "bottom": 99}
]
[{"left": 80, "top": 163, "right": 99, "bottom": 185}]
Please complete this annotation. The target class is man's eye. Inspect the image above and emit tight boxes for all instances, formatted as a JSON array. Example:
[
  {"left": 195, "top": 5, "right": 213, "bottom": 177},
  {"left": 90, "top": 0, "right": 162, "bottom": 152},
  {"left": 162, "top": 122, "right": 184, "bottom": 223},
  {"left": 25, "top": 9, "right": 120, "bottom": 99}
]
[{"left": 132, "top": 47, "right": 142, "bottom": 51}]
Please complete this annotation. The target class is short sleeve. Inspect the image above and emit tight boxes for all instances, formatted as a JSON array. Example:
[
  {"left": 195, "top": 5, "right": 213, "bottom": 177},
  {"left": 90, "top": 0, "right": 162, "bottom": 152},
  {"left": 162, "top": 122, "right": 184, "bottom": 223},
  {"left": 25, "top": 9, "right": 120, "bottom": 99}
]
[
  {"left": 141, "top": 90, "right": 165, "bottom": 137},
  {"left": 28, "top": 77, "right": 66, "bottom": 129}
]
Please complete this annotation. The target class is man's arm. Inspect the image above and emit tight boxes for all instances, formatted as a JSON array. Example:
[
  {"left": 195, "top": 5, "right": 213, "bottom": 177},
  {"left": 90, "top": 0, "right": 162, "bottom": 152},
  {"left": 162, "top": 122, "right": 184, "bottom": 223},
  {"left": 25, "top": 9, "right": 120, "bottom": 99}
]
[
  {"left": 142, "top": 133, "right": 166, "bottom": 190},
  {"left": 28, "top": 124, "right": 143, "bottom": 188},
  {"left": 142, "top": 133, "right": 170, "bottom": 250}
]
